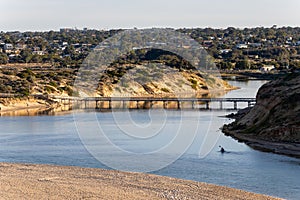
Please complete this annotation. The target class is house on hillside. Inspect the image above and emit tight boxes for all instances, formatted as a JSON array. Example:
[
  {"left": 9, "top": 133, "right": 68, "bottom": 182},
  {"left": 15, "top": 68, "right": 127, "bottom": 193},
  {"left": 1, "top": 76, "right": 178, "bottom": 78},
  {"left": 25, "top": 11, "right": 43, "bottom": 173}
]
[
  {"left": 249, "top": 43, "right": 262, "bottom": 48},
  {"left": 3, "top": 44, "right": 14, "bottom": 54},
  {"left": 4, "top": 44, "right": 13, "bottom": 50},
  {"left": 236, "top": 44, "right": 248, "bottom": 49},
  {"left": 220, "top": 49, "right": 232, "bottom": 54},
  {"left": 260, "top": 65, "right": 275, "bottom": 72},
  {"left": 203, "top": 40, "right": 213, "bottom": 47},
  {"left": 32, "top": 50, "right": 45, "bottom": 55}
]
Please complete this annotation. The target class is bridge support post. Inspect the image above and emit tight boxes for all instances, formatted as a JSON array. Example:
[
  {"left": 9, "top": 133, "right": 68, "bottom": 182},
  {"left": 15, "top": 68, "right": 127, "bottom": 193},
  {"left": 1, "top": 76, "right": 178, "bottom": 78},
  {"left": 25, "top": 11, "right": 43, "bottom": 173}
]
[
  {"left": 95, "top": 100, "right": 99, "bottom": 109},
  {"left": 163, "top": 101, "right": 168, "bottom": 109},
  {"left": 137, "top": 101, "right": 139, "bottom": 109},
  {"left": 220, "top": 101, "right": 223, "bottom": 110},
  {"left": 177, "top": 101, "right": 181, "bottom": 109},
  {"left": 206, "top": 101, "right": 209, "bottom": 110},
  {"left": 192, "top": 101, "right": 195, "bottom": 109},
  {"left": 248, "top": 101, "right": 251, "bottom": 107},
  {"left": 234, "top": 101, "right": 237, "bottom": 110},
  {"left": 123, "top": 101, "right": 126, "bottom": 109},
  {"left": 108, "top": 100, "right": 112, "bottom": 109}
]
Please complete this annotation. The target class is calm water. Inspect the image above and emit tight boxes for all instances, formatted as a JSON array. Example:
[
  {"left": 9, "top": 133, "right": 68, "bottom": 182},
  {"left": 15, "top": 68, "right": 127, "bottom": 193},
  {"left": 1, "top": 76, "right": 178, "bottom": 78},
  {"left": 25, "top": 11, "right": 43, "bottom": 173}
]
[{"left": 0, "top": 80, "right": 299, "bottom": 199}]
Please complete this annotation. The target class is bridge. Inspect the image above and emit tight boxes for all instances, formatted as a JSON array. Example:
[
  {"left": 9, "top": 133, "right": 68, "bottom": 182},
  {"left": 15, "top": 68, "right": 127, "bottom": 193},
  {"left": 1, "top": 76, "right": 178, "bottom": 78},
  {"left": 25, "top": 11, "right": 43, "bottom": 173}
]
[{"left": 49, "top": 96, "right": 256, "bottom": 110}]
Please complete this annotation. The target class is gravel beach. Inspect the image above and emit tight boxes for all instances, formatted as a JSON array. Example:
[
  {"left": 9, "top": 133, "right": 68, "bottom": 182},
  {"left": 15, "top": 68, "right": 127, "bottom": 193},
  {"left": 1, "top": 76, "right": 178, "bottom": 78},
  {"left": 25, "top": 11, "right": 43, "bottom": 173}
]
[{"left": 0, "top": 162, "right": 281, "bottom": 200}]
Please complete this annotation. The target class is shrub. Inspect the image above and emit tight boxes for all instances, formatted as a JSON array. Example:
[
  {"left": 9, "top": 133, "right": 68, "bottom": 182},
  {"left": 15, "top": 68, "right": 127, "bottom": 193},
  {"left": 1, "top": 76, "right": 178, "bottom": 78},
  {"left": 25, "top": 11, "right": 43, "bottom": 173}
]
[{"left": 161, "top": 88, "right": 170, "bottom": 92}]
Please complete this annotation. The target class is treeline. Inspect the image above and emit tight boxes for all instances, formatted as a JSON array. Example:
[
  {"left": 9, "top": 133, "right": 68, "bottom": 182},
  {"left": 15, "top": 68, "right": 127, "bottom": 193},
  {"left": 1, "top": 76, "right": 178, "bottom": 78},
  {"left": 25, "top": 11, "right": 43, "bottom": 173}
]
[{"left": 1, "top": 27, "right": 300, "bottom": 70}]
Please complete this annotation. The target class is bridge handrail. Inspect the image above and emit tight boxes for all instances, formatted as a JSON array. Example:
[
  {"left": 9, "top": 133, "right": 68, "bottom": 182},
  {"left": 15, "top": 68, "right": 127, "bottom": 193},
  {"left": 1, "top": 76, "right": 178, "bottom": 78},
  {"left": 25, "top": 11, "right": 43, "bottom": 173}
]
[{"left": 49, "top": 95, "right": 256, "bottom": 102}]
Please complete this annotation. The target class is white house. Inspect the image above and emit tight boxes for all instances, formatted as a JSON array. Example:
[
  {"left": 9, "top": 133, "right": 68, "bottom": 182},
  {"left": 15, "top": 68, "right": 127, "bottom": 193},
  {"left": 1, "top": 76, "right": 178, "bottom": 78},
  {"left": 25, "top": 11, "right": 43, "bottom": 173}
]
[
  {"left": 220, "top": 49, "right": 232, "bottom": 54},
  {"left": 4, "top": 43, "right": 13, "bottom": 50},
  {"left": 236, "top": 44, "right": 248, "bottom": 49},
  {"left": 32, "top": 50, "right": 45, "bottom": 55},
  {"left": 260, "top": 65, "right": 275, "bottom": 72}
]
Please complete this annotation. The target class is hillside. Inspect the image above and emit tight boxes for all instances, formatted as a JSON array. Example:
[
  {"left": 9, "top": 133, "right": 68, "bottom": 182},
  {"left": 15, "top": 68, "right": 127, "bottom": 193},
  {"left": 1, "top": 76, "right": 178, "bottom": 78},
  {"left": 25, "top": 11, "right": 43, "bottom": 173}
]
[
  {"left": 223, "top": 73, "right": 300, "bottom": 157},
  {"left": 0, "top": 64, "right": 235, "bottom": 98},
  {"left": 0, "top": 63, "right": 236, "bottom": 114},
  {"left": 95, "top": 63, "right": 235, "bottom": 97}
]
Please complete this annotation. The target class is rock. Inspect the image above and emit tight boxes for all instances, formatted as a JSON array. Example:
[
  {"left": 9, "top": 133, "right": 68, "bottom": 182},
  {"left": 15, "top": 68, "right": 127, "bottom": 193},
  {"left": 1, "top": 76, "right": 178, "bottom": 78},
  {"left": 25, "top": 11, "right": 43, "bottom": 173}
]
[{"left": 223, "top": 73, "right": 300, "bottom": 157}]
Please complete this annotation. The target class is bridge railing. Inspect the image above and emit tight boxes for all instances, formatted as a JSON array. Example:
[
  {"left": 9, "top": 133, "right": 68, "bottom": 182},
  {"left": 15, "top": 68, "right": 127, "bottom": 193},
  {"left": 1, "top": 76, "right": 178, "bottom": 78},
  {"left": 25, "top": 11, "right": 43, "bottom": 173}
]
[{"left": 48, "top": 95, "right": 256, "bottom": 110}]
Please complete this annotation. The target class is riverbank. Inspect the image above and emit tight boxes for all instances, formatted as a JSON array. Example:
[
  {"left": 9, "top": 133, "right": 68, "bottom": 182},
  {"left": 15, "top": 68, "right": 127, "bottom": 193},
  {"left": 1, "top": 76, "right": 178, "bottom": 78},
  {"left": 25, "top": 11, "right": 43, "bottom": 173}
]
[
  {"left": 0, "top": 162, "right": 280, "bottom": 200},
  {"left": 223, "top": 126, "right": 300, "bottom": 158},
  {"left": 0, "top": 97, "right": 57, "bottom": 116},
  {"left": 220, "top": 70, "right": 285, "bottom": 81}
]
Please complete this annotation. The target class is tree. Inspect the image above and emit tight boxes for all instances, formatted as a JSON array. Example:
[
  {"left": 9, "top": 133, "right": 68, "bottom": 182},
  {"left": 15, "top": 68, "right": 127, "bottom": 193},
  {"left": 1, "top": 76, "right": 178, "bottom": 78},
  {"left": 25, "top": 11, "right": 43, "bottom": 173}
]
[
  {"left": 235, "top": 59, "right": 251, "bottom": 69},
  {"left": 218, "top": 61, "right": 233, "bottom": 70},
  {"left": 0, "top": 53, "right": 9, "bottom": 64},
  {"left": 20, "top": 49, "right": 33, "bottom": 63},
  {"left": 289, "top": 61, "right": 300, "bottom": 69}
]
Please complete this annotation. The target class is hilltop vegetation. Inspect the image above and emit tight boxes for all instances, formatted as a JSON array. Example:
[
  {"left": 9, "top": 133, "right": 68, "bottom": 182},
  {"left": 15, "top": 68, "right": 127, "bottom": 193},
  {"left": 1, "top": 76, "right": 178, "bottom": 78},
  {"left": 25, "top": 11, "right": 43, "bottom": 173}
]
[
  {"left": 0, "top": 67, "right": 76, "bottom": 96},
  {"left": 1, "top": 27, "right": 300, "bottom": 70}
]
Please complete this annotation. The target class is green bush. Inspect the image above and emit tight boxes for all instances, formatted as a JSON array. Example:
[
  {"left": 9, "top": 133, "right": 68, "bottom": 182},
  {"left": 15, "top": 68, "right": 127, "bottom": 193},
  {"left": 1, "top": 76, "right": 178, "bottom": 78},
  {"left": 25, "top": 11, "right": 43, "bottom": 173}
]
[{"left": 161, "top": 88, "right": 170, "bottom": 92}]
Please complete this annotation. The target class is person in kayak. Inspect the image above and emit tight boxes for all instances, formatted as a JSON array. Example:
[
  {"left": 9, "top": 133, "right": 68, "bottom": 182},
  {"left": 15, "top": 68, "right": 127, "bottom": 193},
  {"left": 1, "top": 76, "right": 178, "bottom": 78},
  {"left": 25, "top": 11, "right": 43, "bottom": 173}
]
[{"left": 219, "top": 146, "right": 225, "bottom": 153}]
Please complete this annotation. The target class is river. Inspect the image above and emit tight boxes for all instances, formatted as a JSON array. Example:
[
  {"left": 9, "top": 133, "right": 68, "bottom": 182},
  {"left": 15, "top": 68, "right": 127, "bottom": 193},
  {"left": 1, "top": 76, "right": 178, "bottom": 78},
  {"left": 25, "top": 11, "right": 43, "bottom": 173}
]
[{"left": 0, "top": 80, "right": 299, "bottom": 199}]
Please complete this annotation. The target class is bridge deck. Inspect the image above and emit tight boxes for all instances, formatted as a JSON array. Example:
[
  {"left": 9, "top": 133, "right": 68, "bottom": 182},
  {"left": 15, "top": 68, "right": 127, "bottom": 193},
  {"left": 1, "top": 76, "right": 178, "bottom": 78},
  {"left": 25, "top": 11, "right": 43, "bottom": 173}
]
[
  {"left": 49, "top": 96, "right": 256, "bottom": 102},
  {"left": 48, "top": 96, "right": 256, "bottom": 110}
]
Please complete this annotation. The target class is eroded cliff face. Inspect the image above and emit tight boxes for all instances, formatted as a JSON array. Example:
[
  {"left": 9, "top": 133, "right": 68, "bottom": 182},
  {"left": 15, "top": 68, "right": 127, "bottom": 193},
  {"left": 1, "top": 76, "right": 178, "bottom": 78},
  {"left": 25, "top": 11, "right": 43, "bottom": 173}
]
[{"left": 223, "top": 73, "right": 300, "bottom": 143}]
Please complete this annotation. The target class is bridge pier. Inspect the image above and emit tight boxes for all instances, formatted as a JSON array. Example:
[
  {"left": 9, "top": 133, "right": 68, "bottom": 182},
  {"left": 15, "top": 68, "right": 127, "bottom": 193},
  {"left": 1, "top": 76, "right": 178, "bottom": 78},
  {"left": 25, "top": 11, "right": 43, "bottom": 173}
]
[
  {"left": 220, "top": 101, "right": 223, "bottom": 110},
  {"left": 163, "top": 101, "right": 168, "bottom": 109},
  {"left": 205, "top": 101, "right": 210, "bottom": 109},
  {"left": 234, "top": 101, "right": 237, "bottom": 110},
  {"left": 177, "top": 101, "right": 181, "bottom": 109},
  {"left": 108, "top": 100, "right": 112, "bottom": 109},
  {"left": 95, "top": 100, "right": 99, "bottom": 109}
]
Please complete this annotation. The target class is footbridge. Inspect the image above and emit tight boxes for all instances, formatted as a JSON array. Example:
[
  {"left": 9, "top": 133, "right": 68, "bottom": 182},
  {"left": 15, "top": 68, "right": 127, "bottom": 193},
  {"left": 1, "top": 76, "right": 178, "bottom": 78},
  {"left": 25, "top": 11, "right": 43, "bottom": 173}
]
[{"left": 49, "top": 96, "right": 256, "bottom": 110}]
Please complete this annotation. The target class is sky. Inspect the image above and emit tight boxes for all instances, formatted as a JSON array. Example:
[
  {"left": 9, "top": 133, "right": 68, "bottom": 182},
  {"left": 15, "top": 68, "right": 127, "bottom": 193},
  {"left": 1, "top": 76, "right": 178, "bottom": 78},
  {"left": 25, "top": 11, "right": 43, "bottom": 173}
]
[{"left": 1, "top": 0, "right": 300, "bottom": 31}]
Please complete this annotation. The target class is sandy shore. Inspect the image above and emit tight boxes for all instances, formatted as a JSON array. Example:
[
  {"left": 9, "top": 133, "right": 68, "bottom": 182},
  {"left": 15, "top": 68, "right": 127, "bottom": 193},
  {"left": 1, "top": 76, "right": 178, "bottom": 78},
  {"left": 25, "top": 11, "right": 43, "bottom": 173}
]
[
  {"left": 0, "top": 105, "right": 50, "bottom": 116},
  {"left": 0, "top": 162, "right": 280, "bottom": 200},
  {"left": 0, "top": 98, "right": 52, "bottom": 116}
]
